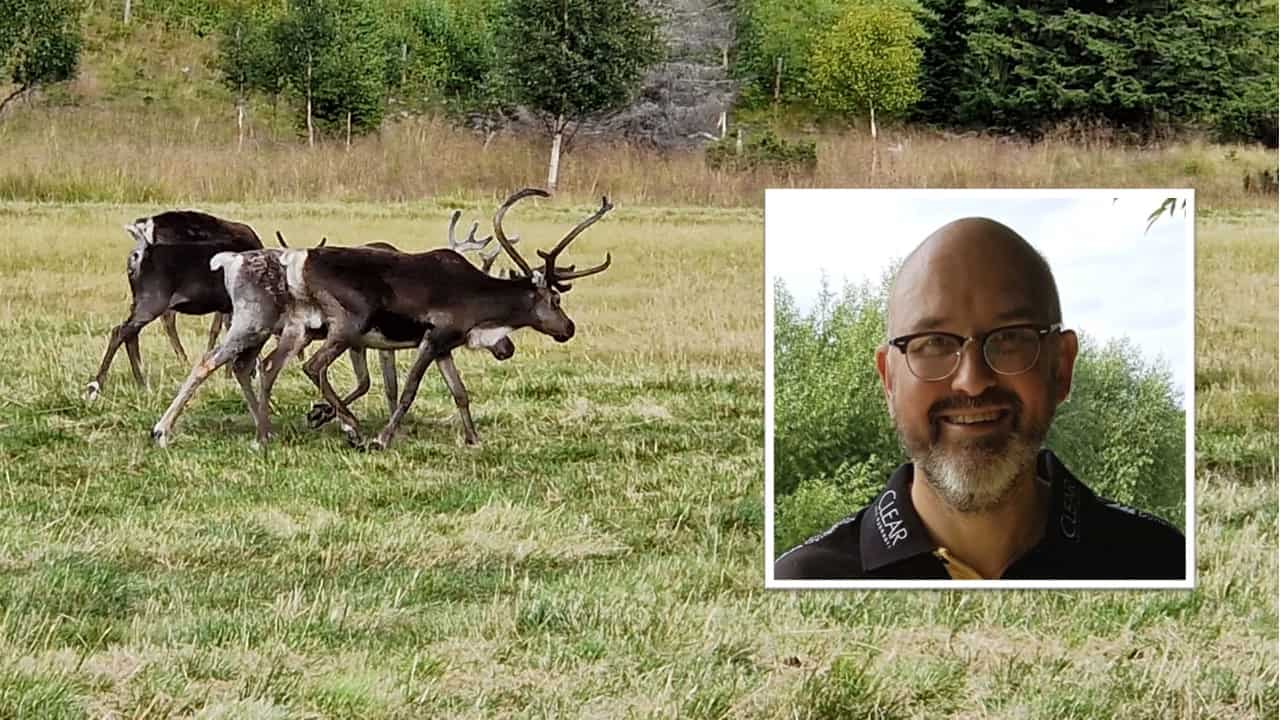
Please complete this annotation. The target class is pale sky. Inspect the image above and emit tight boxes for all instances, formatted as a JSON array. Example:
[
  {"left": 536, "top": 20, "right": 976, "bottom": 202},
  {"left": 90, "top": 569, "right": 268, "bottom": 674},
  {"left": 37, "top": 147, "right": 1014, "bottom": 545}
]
[{"left": 765, "top": 189, "right": 1193, "bottom": 406}]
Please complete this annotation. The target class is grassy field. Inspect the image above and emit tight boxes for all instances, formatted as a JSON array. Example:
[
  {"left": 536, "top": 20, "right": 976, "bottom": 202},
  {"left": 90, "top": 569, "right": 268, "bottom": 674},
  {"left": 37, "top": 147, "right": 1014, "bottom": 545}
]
[
  {"left": 4, "top": 104, "right": 1278, "bottom": 213},
  {"left": 0, "top": 201, "right": 1275, "bottom": 718}
]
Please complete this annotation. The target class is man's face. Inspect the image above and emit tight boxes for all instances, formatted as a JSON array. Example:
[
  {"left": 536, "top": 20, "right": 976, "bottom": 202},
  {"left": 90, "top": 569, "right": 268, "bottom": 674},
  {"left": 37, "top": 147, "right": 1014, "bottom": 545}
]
[{"left": 875, "top": 234, "right": 1077, "bottom": 512}]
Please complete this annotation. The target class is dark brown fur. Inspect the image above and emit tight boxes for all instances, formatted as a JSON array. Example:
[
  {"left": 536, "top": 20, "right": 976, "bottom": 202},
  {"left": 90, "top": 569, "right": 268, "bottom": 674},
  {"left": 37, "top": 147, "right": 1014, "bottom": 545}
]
[
  {"left": 86, "top": 210, "right": 263, "bottom": 399},
  {"left": 297, "top": 191, "right": 611, "bottom": 449}
]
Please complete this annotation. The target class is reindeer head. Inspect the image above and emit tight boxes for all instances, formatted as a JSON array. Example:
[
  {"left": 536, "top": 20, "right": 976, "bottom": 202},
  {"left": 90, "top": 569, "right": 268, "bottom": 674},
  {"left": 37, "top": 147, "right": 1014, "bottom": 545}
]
[{"left": 492, "top": 188, "right": 614, "bottom": 343}]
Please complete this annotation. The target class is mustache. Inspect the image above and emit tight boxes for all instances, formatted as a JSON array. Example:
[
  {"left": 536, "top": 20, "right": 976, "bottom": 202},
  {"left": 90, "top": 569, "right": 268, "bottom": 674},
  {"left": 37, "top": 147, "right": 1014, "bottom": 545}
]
[{"left": 928, "top": 389, "right": 1022, "bottom": 419}]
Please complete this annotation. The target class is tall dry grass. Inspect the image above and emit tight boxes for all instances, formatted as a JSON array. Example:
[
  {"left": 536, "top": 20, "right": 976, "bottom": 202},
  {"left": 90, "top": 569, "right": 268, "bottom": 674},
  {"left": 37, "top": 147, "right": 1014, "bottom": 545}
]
[{"left": 0, "top": 104, "right": 1276, "bottom": 208}]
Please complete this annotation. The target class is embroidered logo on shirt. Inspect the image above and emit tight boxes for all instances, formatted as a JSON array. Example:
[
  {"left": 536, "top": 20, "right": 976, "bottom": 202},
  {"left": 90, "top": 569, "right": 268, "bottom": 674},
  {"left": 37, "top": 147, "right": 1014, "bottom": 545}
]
[
  {"left": 875, "top": 489, "right": 909, "bottom": 548},
  {"left": 1060, "top": 477, "right": 1080, "bottom": 540}
]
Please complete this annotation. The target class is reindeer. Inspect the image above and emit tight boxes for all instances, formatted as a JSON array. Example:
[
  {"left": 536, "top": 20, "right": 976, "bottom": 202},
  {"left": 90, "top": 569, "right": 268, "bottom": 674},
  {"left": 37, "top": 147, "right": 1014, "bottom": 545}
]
[
  {"left": 298, "top": 188, "right": 613, "bottom": 449},
  {"left": 149, "top": 188, "right": 613, "bottom": 449},
  {"left": 300, "top": 211, "right": 519, "bottom": 429},
  {"left": 86, "top": 210, "right": 263, "bottom": 400}
]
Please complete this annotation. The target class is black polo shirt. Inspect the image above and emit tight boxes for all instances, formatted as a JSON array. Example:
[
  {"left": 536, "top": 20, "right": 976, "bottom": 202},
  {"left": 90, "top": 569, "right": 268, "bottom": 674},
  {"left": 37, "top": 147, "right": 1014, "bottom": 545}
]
[{"left": 774, "top": 450, "right": 1186, "bottom": 580}]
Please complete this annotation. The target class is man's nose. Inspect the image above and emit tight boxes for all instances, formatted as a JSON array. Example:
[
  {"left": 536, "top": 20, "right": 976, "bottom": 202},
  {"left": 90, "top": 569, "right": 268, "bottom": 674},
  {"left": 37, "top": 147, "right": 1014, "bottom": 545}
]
[{"left": 950, "top": 339, "right": 997, "bottom": 396}]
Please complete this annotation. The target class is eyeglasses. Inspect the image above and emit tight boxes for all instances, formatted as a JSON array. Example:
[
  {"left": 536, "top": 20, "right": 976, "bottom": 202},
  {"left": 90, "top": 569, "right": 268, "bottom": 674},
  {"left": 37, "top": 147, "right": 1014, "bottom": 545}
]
[{"left": 888, "top": 323, "right": 1063, "bottom": 381}]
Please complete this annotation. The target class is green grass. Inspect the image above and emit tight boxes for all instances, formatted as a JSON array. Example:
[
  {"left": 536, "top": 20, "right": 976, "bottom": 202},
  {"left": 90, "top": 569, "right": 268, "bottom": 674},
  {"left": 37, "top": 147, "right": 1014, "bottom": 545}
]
[{"left": 0, "top": 202, "right": 1274, "bottom": 718}]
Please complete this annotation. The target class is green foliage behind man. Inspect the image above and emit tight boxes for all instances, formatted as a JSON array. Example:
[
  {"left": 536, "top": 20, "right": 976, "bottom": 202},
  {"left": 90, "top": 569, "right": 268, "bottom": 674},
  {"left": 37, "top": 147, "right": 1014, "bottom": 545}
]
[{"left": 772, "top": 276, "right": 1186, "bottom": 554}]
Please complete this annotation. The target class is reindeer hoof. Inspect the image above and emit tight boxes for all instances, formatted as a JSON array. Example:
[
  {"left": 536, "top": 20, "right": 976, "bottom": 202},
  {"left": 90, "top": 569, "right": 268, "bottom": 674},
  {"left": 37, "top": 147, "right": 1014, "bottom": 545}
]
[
  {"left": 306, "top": 402, "right": 336, "bottom": 428},
  {"left": 340, "top": 424, "right": 364, "bottom": 449},
  {"left": 151, "top": 427, "right": 169, "bottom": 448},
  {"left": 361, "top": 437, "right": 387, "bottom": 453},
  {"left": 84, "top": 381, "right": 101, "bottom": 402}
]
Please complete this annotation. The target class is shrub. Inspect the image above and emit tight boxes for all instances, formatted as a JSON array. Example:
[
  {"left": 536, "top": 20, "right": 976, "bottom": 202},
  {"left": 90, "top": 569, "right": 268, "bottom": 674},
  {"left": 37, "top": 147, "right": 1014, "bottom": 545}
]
[
  {"left": 774, "top": 454, "right": 889, "bottom": 553},
  {"left": 1048, "top": 334, "right": 1187, "bottom": 528},
  {"left": 705, "top": 129, "right": 817, "bottom": 174},
  {"left": 772, "top": 278, "right": 897, "bottom": 498},
  {"left": 1216, "top": 78, "right": 1279, "bottom": 148}
]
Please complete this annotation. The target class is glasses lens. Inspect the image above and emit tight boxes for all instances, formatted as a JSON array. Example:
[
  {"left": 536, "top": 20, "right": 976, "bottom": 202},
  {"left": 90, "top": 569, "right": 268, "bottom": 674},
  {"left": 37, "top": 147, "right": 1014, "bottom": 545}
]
[
  {"left": 984, "top": 327, "right": 1042, "bottom": 374},
  {"left": 905, "top": 334, "right": 962, "bottom": 380}
]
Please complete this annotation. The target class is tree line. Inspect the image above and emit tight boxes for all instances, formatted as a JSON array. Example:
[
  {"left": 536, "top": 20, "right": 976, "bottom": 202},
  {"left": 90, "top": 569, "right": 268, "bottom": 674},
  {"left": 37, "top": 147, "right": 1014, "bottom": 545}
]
[
  {"left": 3, "top": 0, "right": 1276, "bottom": 169},
  {"left": 217, "top": 0, "right": 662, "bottom": 189},
  {"left": 1, "top": 0, "right": 663, "bottom": 191},
  {"left": 735, "top": 0, "right": 1279, "bottom": 145}
]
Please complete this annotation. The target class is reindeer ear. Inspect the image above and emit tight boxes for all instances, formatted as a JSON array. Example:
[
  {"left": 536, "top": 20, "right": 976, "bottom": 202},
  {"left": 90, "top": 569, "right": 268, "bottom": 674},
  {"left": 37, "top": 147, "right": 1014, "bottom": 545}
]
[{"left": 531, "top": 270, "right": 547, "bottom": 289}]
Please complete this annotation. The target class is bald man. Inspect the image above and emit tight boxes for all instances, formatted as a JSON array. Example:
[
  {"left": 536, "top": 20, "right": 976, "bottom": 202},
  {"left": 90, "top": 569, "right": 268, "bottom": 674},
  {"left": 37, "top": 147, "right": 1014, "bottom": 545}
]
[{"left": 774, "top": 218, "right": 1185, "bottom": 580}]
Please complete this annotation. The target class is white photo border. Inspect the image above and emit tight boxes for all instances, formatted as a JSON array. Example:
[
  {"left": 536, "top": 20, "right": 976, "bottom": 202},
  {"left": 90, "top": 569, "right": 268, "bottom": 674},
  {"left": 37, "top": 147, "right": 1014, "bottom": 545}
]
[{"left": 763, "top": 188, "right": 1196, "bottom": 590}]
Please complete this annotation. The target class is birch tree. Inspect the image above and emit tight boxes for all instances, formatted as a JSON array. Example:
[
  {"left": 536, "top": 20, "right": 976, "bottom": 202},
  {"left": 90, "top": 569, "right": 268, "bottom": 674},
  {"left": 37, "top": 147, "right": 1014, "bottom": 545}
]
[{"left": 498, "top": 0, "right": 663, "bottom": 192}]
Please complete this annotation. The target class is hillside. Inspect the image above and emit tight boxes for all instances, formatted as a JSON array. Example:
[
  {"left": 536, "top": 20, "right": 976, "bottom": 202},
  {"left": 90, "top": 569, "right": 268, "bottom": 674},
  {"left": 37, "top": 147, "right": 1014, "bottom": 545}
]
[{"left": 43, "top": 1, "right": 737, "bottom": 149}]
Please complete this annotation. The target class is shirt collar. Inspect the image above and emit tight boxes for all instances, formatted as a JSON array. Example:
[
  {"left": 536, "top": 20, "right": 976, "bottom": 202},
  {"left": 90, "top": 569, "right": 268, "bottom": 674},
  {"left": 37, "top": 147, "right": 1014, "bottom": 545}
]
[
  {"left": 860, "top": 449, "right": 1092, "bottom": 572},
  {"left": 859, "top": 462, "right": 936, "bottom": 571},
  {"left": 1038, "top": 449, "right": 1092, "bottom": 548}
]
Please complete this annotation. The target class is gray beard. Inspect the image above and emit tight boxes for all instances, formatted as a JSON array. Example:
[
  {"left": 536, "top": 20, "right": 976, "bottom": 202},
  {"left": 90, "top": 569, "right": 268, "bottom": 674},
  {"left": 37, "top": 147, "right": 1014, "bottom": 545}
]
[{"left": 916, "top": 433, "right": 1042, "bottom": 512}]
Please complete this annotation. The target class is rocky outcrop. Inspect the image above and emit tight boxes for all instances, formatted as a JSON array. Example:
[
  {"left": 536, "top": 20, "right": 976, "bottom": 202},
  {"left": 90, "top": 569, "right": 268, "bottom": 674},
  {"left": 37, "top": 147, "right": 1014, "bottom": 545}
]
[{"left": 511, "top": 0, "right": 738, "bottom": 149}]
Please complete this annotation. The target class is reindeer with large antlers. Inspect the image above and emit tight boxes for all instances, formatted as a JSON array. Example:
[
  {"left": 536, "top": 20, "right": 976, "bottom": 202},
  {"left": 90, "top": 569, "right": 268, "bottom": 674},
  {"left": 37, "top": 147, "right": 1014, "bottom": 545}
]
[
  {"left": 150, "top": 189, "right": 613, "bottom": 449},
  {"left": 298, "top": 187, "right": 613, "bottom": 449},
  {"left": 302, "top": 209, "right": 516, "bottom": 429}
]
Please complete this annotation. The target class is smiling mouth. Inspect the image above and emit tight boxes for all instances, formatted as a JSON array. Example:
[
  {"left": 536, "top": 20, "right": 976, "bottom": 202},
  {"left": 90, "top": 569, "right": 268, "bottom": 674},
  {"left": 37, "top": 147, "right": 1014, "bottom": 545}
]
[{"left": 937, "top": 409, "right": 1010, "bottom": 426}]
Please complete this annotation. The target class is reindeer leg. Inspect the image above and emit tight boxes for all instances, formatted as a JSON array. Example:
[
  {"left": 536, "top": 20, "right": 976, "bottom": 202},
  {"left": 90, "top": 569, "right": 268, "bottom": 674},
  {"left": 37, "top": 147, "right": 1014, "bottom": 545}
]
[
  {"left": 86, "top": 294, "right": 168, "bottom": 400},
  {"left": 231, "top": 343, "right": 270, "bottom": 448},
  {"left": 151, "top": 328, "right": 264, "bottom": 447},
  {"left": 368, "top": 337, "right": 436, "bottom": 451},
  {"left": 162, "top": 311, "right": 189, "bottom": 365},
  {"left": 206, "top": 313, "right": 225, "bottom": 352},
  {"left": 87, "top": 325, "right": 131, "bottom": 401},
  {"left": 123, "top": 334, "right": 146, "bottom": 388},
  {"left": 301, "top": 335, "right": 363, "bottom": 447},
  {"left": 258, "top": 325, "right": 307, "bottom": 443},
  {"left": 435, "top": 352, "right": 479, "bottom": 445},
  {"left": 213, "top": 314, "right": 238, "bottom": 380},
  {"left": 307, "top": 348, "right": 372, "bottom": 429},
  {"left": 379, "top": 350, "right": 398, "bottom": 417}
]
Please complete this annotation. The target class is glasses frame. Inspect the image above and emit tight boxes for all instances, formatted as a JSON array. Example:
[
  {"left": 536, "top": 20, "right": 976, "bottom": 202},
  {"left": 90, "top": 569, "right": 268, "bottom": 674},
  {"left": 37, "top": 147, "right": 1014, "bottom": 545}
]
[{"left": 888, "top": 322, "right": 1064, "bottom": 381}]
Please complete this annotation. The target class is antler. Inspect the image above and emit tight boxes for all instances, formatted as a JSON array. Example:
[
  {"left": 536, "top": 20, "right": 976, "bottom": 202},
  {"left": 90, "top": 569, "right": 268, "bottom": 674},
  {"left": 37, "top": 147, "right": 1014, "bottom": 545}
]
[
  {"left": 276, "top": 231, "right": 326, "bottom": 248},
  {"left": 493, "top": 188, "right": 549, "bottom": 276},
  {"left": 480, "top": 244, "right": 502, "bottom": 274},
  {"left": 539, "top": 196, "right": 614, "bottom": 288},
  {"left": 447, "top": 209, "right": 496, "bottom": 254}
]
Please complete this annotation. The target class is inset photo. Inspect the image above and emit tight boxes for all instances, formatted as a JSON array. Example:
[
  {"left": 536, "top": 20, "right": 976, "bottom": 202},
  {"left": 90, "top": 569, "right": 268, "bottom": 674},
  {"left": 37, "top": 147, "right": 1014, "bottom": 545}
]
[{"left": 764, "top": 189, "right": 1194, "bottom": 588}]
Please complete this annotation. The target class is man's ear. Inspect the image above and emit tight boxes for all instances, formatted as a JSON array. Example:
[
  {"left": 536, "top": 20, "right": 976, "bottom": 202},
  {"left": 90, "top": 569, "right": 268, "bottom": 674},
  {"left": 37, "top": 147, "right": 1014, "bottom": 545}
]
[
  {"left": 1052, "top": 329, "right": 1078, "bottom": 406},
  {"left": 875, "top": 344, "right": 894, "bottom": 413}
]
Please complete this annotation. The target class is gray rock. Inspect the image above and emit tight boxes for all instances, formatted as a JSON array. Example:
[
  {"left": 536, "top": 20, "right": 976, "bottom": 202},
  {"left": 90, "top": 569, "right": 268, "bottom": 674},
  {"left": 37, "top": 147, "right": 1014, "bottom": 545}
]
[{"left": 505, "top": 0, "right": 738, "bottom": 149}]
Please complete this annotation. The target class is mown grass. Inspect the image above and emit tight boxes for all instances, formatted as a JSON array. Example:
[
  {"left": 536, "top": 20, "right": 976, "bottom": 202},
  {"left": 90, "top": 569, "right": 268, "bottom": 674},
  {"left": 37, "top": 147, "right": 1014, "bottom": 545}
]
[{"left": 0, "top": 203, "right": 1275, "bottom": 718}]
